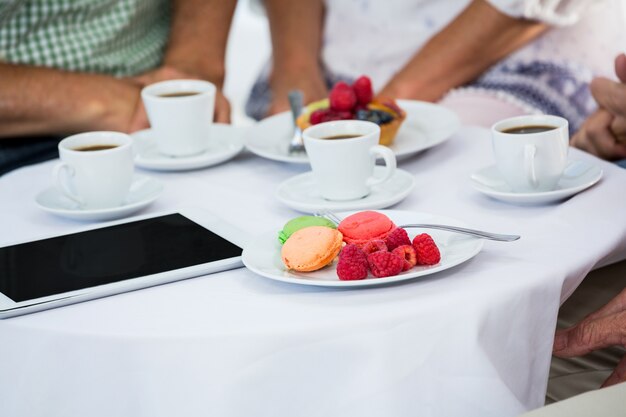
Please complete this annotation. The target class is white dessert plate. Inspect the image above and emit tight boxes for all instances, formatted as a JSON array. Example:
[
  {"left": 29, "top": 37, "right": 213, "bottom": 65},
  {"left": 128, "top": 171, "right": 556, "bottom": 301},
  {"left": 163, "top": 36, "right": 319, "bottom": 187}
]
[
  {"left": 35, "top": 175, "right": 163, "bottom": 221},
  {"left": 132, "top": 123, "right": 244, "bottom": 171},
  {"left": 276, "top": 167, "right": 416, "bottom": 213},
  {"left": 242, "top": 209, "right": 484, "bottom": 287},
  {"left": 246, "top": 100, "right": 460, "bottom": 164},
  {"left": 470, "top": 160, "right": 603, "bottom": 205}
]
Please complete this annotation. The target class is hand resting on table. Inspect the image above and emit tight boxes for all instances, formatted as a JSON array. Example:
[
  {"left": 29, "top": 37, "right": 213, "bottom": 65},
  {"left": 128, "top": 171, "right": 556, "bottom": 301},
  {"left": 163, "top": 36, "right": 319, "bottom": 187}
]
[{"left": 553, "top": 286, "right": 626, "bottom": 387}]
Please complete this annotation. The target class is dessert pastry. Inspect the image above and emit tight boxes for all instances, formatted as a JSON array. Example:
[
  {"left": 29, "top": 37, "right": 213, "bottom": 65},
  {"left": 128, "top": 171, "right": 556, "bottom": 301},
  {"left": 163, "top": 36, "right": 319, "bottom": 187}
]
[
  {"left": 281, "top": 226, "right": 344, "bottom": 272},
  {"left": 296, "top": 76, "right": 406, "bottom": 146},
  {"left": 278, "top": 215, "right": 337, "bottom": 244},
  {"left": 337, "top": 211, "right": 396, "bottom": 247}
]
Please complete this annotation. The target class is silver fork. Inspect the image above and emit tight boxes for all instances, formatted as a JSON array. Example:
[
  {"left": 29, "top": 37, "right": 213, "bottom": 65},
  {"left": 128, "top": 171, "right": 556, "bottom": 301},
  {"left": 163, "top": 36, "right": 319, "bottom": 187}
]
[
  {"left": 287, "top": 90, "right": 305, "bottom": 154},
  {"left": 315, "top": 210, "right": 520, "bottom": 242}
]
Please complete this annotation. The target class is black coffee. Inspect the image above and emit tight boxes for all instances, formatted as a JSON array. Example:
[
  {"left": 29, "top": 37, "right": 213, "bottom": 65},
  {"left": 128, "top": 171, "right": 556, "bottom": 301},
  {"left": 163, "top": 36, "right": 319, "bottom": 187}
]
[
  {"left": 322, "top": 134, "right": 361, "bottom": 140},
  {"left": 74, "top": 145, "right": 118, "bottom": 152},
  {"left": 501, "top": 125, "right": 557, "bottom": 134},
  {"left": 158, "top": 92, "right": 200, "bottom": 98}
]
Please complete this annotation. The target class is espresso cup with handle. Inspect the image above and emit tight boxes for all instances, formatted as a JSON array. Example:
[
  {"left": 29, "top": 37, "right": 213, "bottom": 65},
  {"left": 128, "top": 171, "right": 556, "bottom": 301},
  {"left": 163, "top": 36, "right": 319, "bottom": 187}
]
[
  {"left": 54, "top": 131, "right": 134, "bottom": 209},
  {"left": 303, "top": 120, "right": 397, "bottom": 201},
  {"left": 492, "top": 115, "right": 569, "bottom": 193},
  {"left": 141, "top": 79, "right": 216, "bottom": 157}
]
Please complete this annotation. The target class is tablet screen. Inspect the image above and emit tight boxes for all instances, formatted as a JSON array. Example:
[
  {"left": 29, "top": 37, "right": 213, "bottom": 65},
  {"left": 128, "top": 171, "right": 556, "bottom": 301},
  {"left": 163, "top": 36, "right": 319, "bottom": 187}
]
[{"left": 0, "top": 214, "right": 242, "bottom": 302}]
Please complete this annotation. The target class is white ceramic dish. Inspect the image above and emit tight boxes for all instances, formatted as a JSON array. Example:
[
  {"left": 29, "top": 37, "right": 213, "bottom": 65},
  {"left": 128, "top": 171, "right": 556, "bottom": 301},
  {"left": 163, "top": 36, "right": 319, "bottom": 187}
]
[
  {"left": 36, "top": 175, "right": 163, "bottom": 221},
  {"left": 242, "top": 209, "right": 484, "bottom": 287},
  {"left": 470, "top": 160, "right": 603, "bottom": 205},
  {"left": 132, "top": 123, "right": 244, "bottom": 171},
  {"left": 246, "top": 100, "right": 460, "bottom": 164},
  {"left": 275, "top": 167, "right": 416, "bottom": 213}
]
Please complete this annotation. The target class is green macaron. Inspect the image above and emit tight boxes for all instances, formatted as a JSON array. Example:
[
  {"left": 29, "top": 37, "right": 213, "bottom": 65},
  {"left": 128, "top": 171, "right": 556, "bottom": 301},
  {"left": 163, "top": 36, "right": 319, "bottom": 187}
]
[{"left": 278, "top": 215, "right": 337, "bottom": 244}]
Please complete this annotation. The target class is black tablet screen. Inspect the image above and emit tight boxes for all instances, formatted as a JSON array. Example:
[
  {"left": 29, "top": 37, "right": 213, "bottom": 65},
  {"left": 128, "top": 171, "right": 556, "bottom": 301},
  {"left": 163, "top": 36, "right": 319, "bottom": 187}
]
[{"left": 0, "top": 214, "right": 242, "bottom": 302}]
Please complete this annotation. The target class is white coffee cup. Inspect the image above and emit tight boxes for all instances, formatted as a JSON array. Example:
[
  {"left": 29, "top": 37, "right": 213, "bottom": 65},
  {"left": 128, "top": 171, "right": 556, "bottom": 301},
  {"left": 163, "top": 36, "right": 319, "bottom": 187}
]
[
  {"left": 492, "top": 115, "right": 569, "bottom": 192},
  {"left": 141, "top": 79, "right": 216, "bottom": 157},
  {"left": 54, "top": 132, "right": 134, "bottom": 209},
  {"left": 303, "top": 120, "right": 397, "bottom": 201}
]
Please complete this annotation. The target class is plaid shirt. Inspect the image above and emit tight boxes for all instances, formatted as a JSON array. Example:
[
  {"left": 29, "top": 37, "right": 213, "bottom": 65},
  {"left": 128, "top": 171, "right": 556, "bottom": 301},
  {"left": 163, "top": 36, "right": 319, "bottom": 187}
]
[{"left": 0, "top": 0, "right": 171, "bottom": 76}]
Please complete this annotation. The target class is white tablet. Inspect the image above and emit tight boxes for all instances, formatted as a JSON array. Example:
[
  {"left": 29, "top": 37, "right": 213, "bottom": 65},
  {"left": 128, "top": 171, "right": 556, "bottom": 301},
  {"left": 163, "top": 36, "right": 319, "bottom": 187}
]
[{"left": 0, "top": 207, "right": 249, "bottom": 319}]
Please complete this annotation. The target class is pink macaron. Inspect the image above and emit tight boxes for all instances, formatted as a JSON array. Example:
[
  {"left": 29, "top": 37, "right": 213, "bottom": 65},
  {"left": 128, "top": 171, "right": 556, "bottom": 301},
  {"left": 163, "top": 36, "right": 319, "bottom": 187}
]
[{"left": 338, "top": 211, "right": 396, "bottom": 247}]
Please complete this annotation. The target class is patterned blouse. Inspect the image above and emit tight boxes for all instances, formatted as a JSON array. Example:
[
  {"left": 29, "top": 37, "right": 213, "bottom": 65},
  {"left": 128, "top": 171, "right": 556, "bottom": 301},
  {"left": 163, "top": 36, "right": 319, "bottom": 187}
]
[
  {"left": 322, "top": 0, "right": 625, "bottom": 88},
  {"left": 247, "top": 0, "right": 626, "bottom": 131}
]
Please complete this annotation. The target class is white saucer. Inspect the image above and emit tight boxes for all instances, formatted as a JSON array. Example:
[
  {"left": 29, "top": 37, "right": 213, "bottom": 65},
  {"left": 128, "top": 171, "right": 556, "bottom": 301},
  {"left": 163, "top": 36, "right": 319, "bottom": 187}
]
[
  {"left": 242, "top": 210, "right": 484, "bottom": 288},
  {"left": 470, "top": 160, "right": 603, "bottom": 205},
  {"left": 246, "top": 100, "right": 460, "bottom": 164},
  {"left": 132, "top": 123, "right": 244, "bottom": 171},
  {"left": 276, "top": 167, "right": 416, "bottom": 213},
  {"left": 36, "top": 175, "right": 164, "bottom": 221}
]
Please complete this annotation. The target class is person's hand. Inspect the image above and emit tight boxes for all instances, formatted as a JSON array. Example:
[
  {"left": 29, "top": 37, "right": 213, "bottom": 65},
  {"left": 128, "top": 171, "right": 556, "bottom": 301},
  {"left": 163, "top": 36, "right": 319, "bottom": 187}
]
[
  {"left": 79, "top": 76, "right": 143, "bottom": 134},
  {"left": 571, "top": 54, "right": 626, "bottom": 159},
  {"left": 266, "top": 69, "right": 328, "bottom": 117},
  {"left": 127, "top": 65, "right": 231, "bottom": 131},
  {"left": 591, "top": 53, "right": 626, "bottom": 143},
  {"left": 378, "top": 68, "right": 446, "bottom": 103},
  {"left": 570, "top": 109, "right": 626, "bottom": 160},
  {"left": 379, "top": 75, "right": 425, "bottom": 101},
  {"left": 553, "top": 287, "right": 626, "bottom": 387}
]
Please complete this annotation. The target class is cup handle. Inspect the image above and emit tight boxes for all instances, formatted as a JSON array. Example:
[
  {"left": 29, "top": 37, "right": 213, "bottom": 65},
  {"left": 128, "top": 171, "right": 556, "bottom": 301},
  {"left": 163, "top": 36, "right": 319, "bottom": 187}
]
[
  {"left": 366, "top": 145, "right": 397, "bottom": 187},
  {"left": 53, "top": 163, "right": 84, "bottom": 206},
  {"left": 524, "top": 144, "right": 539, "bottom": 189}
]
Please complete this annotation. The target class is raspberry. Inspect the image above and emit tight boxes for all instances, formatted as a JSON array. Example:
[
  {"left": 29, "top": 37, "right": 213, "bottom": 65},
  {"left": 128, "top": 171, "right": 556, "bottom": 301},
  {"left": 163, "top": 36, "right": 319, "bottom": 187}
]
[
  {"left": 412, "top": 234, "right": 441, "bottom": 265},
  {"left": 309, "top": 109, "right": 328, "bottom": 125},
  {"left": 327, "top": 110, "right": 353, "bottom": 121},
  {"left": 384, "top": 227, "right": 411, "bottom": 251},
  {"left": 362, "top": 239, "right": 388, "bottom": 255},
  {"left": 337, "top": 244, "right": 369, "bottom": 281},
  {"left": 335, "top": 110, "right": 353, "bottom": 120},
  {"left": 367, "top": 251, "right": 404, "bottom": 278},
  {"left": 309, "top": 109, "right": 349, "bottom": 124},
  {"left": 391, "top": 245, "right": 417, "bottom": 271},
  {"left": 352, "top": 76, "right": 373, "bottom": 105},
  {"left": 329, "top": 81, "right": 357, "bottom": 112}
]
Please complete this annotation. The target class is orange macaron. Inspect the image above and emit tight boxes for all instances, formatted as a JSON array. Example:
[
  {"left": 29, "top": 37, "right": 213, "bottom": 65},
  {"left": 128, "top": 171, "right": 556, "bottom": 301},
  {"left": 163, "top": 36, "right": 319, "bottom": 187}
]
[{"left": 281, "top": 226, "right": 344, "bottom": 272}]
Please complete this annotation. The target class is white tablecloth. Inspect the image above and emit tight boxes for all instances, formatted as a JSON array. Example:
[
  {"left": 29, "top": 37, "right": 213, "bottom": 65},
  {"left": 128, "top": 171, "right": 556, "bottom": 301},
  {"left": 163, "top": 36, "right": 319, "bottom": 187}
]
[{"left": 1, "top": 126, "right": 625, "bottom": 417}]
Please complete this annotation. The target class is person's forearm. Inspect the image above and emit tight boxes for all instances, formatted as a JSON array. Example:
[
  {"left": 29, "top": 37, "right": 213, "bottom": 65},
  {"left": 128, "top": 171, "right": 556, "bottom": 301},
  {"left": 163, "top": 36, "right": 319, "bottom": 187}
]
[
  {"left": 265, "top": 0, "right": 325, "bottom": 74},
  {"left": 383, "top": 0, "right": 547, "bottom": 101},
  {"left": 164, "top": 0, "right": 237, "bottom": 87},
  {"left": 0, "top": 64, "right": 140, "bottom": 138},
  {"left": 263, "top": 0, "right": 327, "bottom": 114}
]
